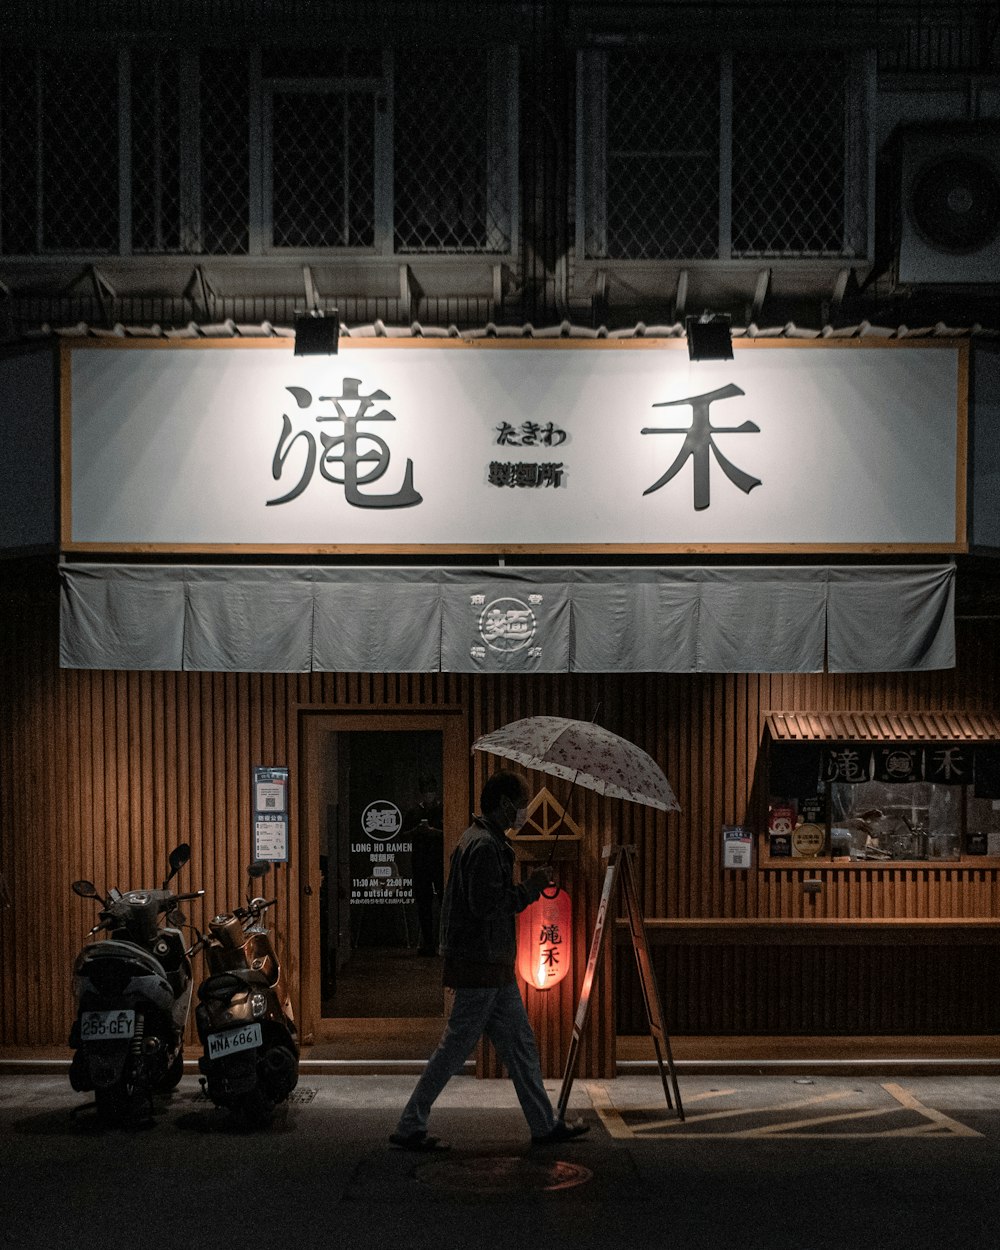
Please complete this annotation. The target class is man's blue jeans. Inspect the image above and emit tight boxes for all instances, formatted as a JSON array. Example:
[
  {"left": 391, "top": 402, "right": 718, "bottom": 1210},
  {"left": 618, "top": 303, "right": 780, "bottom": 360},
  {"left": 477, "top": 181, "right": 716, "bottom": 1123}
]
[{"left": 395, "top": 983, "right": 558, "bottom": 1140}]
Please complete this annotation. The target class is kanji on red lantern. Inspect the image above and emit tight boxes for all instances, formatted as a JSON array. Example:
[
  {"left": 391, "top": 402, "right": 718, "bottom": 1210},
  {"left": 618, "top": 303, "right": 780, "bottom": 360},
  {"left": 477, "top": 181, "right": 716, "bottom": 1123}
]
[{"left": 517, "top": 884, "right": 572, "bottom": 991}]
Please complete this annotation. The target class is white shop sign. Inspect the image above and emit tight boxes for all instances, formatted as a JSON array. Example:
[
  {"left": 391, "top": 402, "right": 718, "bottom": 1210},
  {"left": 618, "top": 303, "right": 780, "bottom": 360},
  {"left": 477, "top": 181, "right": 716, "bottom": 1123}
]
[{"left": 64, "top": 339, "right": 965, "bottom": 553}]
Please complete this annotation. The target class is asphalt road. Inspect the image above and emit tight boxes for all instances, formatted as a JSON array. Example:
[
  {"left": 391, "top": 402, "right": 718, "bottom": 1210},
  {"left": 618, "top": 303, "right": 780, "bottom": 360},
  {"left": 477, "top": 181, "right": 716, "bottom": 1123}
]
[{"left": 3, "top": 1072, "right": 1000, "bottom": 1250}]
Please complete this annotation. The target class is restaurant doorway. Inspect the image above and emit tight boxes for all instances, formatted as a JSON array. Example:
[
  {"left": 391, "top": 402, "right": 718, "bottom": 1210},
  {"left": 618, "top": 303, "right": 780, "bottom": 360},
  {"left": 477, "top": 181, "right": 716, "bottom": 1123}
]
[{"left": 300, "top": 711, "right": 467, "bottom": 1054}]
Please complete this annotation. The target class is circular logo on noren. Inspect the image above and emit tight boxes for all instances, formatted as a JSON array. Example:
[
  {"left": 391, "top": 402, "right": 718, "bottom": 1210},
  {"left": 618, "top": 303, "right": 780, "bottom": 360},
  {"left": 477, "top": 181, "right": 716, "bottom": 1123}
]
[
  {"left": 361, "top": 800, "right": 403, "bottom": 841},
  {"left": 884, "top": 750, "right": 913, "bottom": 777},
  {"left": 478, "top": 597, "right": 536, "bottom": 652}
]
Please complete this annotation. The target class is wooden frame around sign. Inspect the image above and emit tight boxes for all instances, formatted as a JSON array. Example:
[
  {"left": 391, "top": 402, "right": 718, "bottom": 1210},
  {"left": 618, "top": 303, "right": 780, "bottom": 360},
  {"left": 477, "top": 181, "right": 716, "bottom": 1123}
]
[{"left": 59, "top": 336, "right": 969, "bottom": 556}]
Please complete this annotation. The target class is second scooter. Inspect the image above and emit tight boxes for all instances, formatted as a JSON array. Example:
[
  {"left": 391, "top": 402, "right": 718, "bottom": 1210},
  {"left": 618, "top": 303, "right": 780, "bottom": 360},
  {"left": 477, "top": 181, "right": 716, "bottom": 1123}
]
[{"left": 194, "top": 860, "right": 299, "bottom": 1127}]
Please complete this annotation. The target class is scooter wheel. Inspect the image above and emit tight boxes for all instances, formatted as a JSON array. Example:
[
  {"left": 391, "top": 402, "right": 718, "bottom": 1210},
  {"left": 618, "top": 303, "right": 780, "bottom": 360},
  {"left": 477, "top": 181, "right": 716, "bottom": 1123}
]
[{"left": 229, "top": 1086, "right": 275, "bottom": 1130}]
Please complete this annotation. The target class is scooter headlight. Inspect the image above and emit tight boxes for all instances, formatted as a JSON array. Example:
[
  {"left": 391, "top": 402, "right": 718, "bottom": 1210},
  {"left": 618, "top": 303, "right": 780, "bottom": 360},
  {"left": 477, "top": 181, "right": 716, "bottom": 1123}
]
[{"left": 251, "top": 993, "right": 267, "bottom": 1018}]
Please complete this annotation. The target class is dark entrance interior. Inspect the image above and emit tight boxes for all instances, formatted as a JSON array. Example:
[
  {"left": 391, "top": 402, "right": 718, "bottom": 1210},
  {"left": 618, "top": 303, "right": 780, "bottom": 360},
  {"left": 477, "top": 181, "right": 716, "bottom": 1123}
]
[{"left": 319, "top": 728, "right": 445, "bottom": 1019}]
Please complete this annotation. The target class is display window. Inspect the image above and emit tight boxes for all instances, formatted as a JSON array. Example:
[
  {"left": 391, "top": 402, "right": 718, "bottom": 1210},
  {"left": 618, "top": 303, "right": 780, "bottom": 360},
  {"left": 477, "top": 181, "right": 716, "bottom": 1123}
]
[{"left": 763, "top": 719, "right": 1000, "bottom": 865}]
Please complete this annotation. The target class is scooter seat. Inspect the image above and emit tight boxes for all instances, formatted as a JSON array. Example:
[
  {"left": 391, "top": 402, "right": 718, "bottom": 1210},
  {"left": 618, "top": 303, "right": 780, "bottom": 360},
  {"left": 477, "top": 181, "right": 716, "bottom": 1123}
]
[{"left": 198, "top": 969, "right": 270, "bottom": 1002}]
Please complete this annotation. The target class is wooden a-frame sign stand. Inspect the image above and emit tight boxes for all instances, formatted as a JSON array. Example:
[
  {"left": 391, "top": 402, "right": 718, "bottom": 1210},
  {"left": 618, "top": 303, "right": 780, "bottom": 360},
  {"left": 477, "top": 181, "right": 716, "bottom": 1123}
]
[{"left": 556, "top": 844, "right": 685, "bottom": 1122}]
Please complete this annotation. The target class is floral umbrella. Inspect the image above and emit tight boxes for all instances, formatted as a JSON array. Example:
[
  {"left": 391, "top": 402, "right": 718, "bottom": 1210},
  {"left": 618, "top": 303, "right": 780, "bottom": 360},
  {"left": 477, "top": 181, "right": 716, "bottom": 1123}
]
[{"left": 472, "top": 715, "right": 680, "bottom": 812}]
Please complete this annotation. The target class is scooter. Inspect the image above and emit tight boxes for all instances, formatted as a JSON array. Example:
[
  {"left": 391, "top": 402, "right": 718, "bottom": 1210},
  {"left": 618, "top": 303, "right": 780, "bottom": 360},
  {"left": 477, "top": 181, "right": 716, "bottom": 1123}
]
[
  {"left": 68, "top": 842, "right": 204, "bottom": 1125},
  {"left": 194, "top": 860, "right": 299, "bottom": 1128}
]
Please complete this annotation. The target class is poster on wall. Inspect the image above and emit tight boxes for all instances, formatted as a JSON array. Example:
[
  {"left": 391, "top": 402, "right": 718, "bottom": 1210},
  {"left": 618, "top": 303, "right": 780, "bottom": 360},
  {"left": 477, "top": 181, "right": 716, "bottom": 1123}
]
[
  {"left": 63, "top": 339, "right": 966, "bottom": 554},
  {"left": 253, "top": 766, "right": 289, "bottom": 862},
  {"left": 723, "top": 825, "right": 754, "bottom": 869}
]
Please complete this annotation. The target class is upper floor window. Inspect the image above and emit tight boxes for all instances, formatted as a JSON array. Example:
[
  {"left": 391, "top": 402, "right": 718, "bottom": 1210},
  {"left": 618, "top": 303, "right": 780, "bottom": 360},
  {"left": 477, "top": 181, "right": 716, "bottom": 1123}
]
[
  {"left": 262, "top": 46, "right": 384, "bottom": 252},
  {"left": 0, "top": 47, "right": 120, "bottom": 254},
  {"left": 0, "top": 43, "right": 518, "bottom": 259},
  {"left": 395, "top": 47, "right": 515, "bottom": 254},
  {"left": 577, "top": 46, "right": 873, "bottom": 262}
]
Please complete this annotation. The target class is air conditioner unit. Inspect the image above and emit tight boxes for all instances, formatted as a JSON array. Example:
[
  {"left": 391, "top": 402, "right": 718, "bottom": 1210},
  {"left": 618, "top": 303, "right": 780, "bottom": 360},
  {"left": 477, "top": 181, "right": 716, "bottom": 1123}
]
[{"left": 894, "top": 123, "right": 1000, "bottom": 286}]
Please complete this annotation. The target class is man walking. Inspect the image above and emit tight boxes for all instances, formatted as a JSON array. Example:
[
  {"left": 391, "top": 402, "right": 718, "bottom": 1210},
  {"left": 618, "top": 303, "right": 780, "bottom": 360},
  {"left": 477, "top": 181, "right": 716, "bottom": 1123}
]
[{"left": 389, "top": 769, "right": 589, "bottom": 1151}]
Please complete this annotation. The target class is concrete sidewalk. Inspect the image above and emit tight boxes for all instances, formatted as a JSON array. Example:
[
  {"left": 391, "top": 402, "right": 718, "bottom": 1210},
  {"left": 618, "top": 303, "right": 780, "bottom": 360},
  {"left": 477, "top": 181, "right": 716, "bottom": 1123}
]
[{"left": 4, "top": 1072, "right": 1000, "bottom": 1249}]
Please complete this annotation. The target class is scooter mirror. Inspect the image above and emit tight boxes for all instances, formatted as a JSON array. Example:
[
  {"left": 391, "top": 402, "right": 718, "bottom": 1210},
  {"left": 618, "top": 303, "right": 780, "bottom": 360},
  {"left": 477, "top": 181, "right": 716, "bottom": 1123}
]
[
  {"left": 168, "top": 843, "right": 192, "bottom": 875},
  {"left": 247, "top": 860, "right": 271, "bottom": 880},
  {"left": 72, "top": 880, "right": 99, "bottom": 898}
]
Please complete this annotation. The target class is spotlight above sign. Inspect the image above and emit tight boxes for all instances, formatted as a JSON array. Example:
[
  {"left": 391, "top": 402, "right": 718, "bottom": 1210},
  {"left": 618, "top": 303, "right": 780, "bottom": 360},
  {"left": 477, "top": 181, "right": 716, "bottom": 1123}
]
[
  {"left": 686, "top": 314, "right": 733, "bottom": 361},
  {"left": 294, "top": 311, "right": 340, "bottom": 356}
]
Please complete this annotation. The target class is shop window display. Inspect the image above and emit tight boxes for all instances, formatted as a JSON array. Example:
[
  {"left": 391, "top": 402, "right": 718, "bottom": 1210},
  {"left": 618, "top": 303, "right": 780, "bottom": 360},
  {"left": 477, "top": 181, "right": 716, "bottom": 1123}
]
[
  {"left": 766, "top": 739, "right": 1000, "bottom": 863},
  {"left": 828, "top": 781, "right": 960, "bottom": 861}
]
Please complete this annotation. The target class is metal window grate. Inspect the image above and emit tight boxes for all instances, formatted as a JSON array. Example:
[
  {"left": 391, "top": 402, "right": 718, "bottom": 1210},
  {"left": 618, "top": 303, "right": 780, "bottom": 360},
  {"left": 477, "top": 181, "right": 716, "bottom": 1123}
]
[
  {"left": 262, "top": 46, "right": 383, "bottom": 78},
  {"left": 394, "top": 47, "right": 508, "bottom": 254},
  {"left": 731, "top": 54, "right": 848, "bottom": 258},
  {"left": 40, "top": 50, "right": 120, "bottom": 251},
  {"left": 36, "top": 48, "right": 120, "bottom": 252},
  {"left": 200, "top": 49, "right": 250, "bottom": 255},
  {"left": 0, "top": 49, "right": 38, "bottom": 255},
  {"left": 602, "top": 49, "right": 720, "bottom": 261},
  {"left": 270, "top": 89, "right": 376, "bottom": 248},
  {"left": 131, "top": 50, "right": 183, "bottom": 253}
]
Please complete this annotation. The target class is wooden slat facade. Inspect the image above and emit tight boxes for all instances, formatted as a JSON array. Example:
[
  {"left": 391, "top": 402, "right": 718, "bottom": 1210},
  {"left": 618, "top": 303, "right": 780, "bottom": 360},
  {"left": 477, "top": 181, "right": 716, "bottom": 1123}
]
[{"left": 2, "top": 559, "right": 1000, "bottom": 1073}]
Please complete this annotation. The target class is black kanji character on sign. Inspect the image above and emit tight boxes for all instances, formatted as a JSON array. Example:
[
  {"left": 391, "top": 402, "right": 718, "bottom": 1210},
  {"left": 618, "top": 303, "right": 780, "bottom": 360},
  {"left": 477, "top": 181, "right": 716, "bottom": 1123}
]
[
  {"left": 642, "top": 383, "right": 760, "bottom": 511},
  {"left": 487, "top": 461, "right": 564, "bottom": 488},
  {"left": 269, "top": 378, "right": 422, "bottom": 509}
]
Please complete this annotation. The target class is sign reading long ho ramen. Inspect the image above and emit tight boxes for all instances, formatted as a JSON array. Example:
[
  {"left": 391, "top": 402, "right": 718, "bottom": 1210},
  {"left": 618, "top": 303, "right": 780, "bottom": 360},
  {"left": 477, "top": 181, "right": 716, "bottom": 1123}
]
[{"left": 63, "top": 338, "right": 967, "bottom": 553}]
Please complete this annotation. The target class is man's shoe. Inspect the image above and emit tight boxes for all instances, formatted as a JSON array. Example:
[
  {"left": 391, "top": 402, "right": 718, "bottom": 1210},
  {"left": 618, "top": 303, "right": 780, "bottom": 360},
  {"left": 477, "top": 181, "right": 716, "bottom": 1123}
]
[
  {"left": 389, "top": 1130, "right": 451, "bottom": 1153},
  {"left": 531, "top": 1118, "right": 590, "bottom": 1145}
]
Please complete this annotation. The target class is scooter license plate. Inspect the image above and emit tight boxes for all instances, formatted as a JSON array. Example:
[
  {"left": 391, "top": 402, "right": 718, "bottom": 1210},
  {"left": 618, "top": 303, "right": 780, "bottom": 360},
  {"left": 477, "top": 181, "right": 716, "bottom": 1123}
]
[
  {"left": 207, "top": 1023, "right": 262, "bottom": 1060},
  {"left": 80, "top": 1009, "right": 136, "bottom": 1041}
]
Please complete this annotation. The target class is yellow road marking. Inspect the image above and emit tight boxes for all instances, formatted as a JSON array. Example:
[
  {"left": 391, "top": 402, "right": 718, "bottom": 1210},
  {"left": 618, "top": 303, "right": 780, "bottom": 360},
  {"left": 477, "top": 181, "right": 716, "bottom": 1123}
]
[
  {"left": 591, "top": 1082, "right": 983, "bottom": 1140},
  {"left": 586, "top": 1083, "right": 736, "bottom": 1137},
  {"left": 634, "top": 1089, "right": 852, "bottom": 1134},
  {"left": 882, "top": 1082, "right": 983, "bottom": 1138},
  {"left": 737, "top": 1105, "right": 910, "bottom": 1139},
  {"left": 585, "top": 1083, "right": 631, "bottom": 1139}
]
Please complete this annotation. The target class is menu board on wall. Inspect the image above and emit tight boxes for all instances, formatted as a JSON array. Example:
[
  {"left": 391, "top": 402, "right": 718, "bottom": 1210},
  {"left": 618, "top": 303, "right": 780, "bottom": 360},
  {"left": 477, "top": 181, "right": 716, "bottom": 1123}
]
[{"left": 253, "top": 765, "right": 289, "bottom": 862}]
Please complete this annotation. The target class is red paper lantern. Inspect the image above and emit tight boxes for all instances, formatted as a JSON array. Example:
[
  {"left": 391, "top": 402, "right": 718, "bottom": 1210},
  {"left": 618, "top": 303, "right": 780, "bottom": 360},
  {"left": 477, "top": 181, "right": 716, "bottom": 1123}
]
[{"left": 517, "top": 885, "right": 572, "bottom": 991}]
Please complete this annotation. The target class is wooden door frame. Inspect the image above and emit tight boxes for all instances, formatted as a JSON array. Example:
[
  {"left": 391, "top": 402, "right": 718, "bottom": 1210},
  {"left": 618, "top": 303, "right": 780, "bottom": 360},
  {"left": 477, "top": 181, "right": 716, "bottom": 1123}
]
[{"left": 297, "top": 707, "right": 468, "bottom": 1050}]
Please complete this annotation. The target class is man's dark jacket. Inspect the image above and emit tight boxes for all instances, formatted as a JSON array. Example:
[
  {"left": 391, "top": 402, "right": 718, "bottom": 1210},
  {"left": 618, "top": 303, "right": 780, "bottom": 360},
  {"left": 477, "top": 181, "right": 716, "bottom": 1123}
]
[{"left": 439, "top": 815, "right": 544, "bottom": 987}]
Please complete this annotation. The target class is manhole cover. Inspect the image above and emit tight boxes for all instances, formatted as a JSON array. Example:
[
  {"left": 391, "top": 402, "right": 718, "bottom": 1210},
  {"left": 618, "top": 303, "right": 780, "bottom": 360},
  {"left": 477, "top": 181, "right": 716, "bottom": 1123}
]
[{"left": 416, "top": 1156, "right": 592, "bottom": 1194}]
